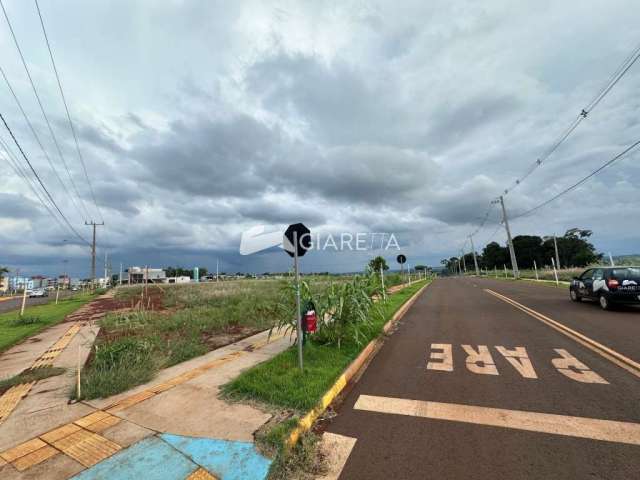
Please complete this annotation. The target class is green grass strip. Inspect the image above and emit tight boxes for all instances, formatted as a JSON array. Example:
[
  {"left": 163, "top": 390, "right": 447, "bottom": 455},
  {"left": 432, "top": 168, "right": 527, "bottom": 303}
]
[
  {"left": 0, "top": 294, "right": 95, "bottom": 353},
  {"left": 0, "top": 366, "right": 66, "bottom": 394},
  {"left": 223, "top": 281, "right": 429, "bottom": 412}
]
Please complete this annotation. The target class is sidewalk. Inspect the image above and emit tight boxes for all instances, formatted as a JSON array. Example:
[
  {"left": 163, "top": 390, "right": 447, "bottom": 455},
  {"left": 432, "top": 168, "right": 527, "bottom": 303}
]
[{"left": 0, "top": 328, "right": 292, "bottom": 479}]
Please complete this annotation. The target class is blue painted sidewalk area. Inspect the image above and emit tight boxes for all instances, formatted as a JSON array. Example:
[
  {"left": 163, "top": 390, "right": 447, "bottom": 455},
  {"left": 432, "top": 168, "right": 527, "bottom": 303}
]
[{"left": 72, "top": 434, "right": 271, "bottom": 480}]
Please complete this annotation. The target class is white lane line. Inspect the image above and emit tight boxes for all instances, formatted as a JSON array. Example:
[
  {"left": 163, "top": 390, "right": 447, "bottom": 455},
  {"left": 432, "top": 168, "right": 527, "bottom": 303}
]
[
  {"left": 484, "top": 288, "right": 640, "bottom": 379},
  {"left": 354, "top": 395, "right": 640, "bottom": 446},
  {"left": 318, "top": 432, "right": 357, "bottom": 480}
]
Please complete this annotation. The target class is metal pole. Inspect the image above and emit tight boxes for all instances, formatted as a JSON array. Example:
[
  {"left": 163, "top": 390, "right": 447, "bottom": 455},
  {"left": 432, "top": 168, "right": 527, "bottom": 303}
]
[
  {"left": 461, "top": 250, "right": 467, "bottom": 273},
  {"left": 534, "top": 260, "right": 539, "bottom": 281},
  {"left": 498, "top": 196, "right": 519, "bottom": 278},
  {"left": 294, "top": 232, "right": 303, "bottom": 371},
  {"left": 504, "top": 264, "right": 508, "bottom": 278},
  {"left": 608, "top": 252, "right": 615, "bottom": 267},
  {"left": 470, "top": 235, "right": 480, "bottom": 276},
  {"left": 553, "top": 235, "right": 561, "bottom": 270},
  {"left": 551, "top": 258, "right": 559, "bottom": 286},
  {"left": 380, "top": 265, "right": 386, "bottom": 301},
  {"left": 56, "top": 283, "right": 60, "bottom": 305},
  {"left": 119, "top": 263, "right": 123, "bottom": 286},
  {"left": 216, "top": 259, "right": 219, "bottom": 282}
]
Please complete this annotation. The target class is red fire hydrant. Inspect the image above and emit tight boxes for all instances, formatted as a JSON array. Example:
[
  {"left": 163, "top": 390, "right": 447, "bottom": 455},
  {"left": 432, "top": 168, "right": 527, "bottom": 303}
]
[{"left": 304, "top": 310, "right": 317, "bottom": 333}]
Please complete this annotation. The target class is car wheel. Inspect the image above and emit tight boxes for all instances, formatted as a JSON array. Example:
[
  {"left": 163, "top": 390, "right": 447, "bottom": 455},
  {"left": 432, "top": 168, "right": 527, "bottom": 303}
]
[
  {"left": 599, "top": 294, "right": 611, "bottom": 311},
  {"left": 570, "top": 289, "right": 581, "bottom": 302}
]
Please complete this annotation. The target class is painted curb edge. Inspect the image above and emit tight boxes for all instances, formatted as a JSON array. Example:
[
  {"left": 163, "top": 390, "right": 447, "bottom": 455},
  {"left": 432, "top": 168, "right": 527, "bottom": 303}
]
[{"left": 286, "top": 280, "right": 432, "bottom": 448}]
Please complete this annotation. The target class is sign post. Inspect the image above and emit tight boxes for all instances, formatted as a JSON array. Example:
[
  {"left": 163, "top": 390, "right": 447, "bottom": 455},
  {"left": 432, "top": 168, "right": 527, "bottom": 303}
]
[
  {"left": 397, "top": 254, "right": 407, "bottom": 284},
  {"left": 284, "top": 223, "right": 311, "bottom": 371}
]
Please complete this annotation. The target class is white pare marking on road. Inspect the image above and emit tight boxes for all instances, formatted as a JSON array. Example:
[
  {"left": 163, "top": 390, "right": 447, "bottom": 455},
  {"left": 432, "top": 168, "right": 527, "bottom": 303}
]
[
  {"left": 317, "top": 432, "right": 357, "bottom": 480},
  {"left": 426, "top": 344, "right": 606, "bottom": 383},
  {"left": 462, "top": 345, "right": 498, "bottom": 375},
  {"left": 552, "top": 348, "right": 609, "bottom": 384},
  {"left": 427, "top": 343, "right": 453, "bottom": 371},
  {"left": 495, "top": 346, "right": 538, "bottom": 379},
  {"left": 354, "top": 395, "right": 640, "bottom": 446}
]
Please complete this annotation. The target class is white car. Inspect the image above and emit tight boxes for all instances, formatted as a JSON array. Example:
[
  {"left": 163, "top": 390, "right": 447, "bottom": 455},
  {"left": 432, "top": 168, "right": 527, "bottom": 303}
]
[{"left": 28, "top": 289, "right": 49, "bottom": 298}]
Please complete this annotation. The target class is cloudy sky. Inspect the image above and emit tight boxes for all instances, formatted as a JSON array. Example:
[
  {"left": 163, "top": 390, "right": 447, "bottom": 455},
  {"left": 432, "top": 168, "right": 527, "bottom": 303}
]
[{"left": 1, "top": 0, "right": 639, "bottom": 278}]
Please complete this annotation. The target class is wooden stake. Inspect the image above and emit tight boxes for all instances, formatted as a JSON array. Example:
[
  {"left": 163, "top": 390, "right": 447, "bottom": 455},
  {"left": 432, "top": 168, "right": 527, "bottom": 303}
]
[{"left": 77, "top": 345, "right": 82, "bottom": 400}]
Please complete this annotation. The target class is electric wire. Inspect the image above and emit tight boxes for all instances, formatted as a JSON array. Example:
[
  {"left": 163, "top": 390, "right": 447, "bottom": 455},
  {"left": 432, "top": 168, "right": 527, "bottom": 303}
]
[
  {"left": 1, "top": 134, "right": 67, "bottom": 231},
  {"left": 0, "top": 0, "right": 89, "bottom": 221},
  {"left": 512, "top": 139, "right": 640, "bottom": 220},
  {"left": 1, "top": 113, "right": 90, "bottom": 246},
  {"left": 34, "top": 0, "right": 103, "bottom": 224}
]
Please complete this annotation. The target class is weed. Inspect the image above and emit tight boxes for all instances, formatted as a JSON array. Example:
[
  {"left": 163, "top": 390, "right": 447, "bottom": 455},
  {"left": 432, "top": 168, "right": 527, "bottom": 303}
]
[
  {"left": 11, "top": 316, "right": 41, "bottom": 326},
  {"left": 0, "top": 367, "right": 66, "bottom": 395}
]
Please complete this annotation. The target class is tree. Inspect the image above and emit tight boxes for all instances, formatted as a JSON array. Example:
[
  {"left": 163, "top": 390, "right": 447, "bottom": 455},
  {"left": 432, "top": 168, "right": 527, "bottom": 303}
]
[
  {"left": 367, "top": 256, "right": 389, "bottom": 272},
  {"left": 0, "top": 267, "right": 8, "bottom": 281},
  {"left": 481, "top": 242, "right": 509, "bottom": 269},
  {"left": 512, "top": 235, "right": 544, "bottom": 269}
]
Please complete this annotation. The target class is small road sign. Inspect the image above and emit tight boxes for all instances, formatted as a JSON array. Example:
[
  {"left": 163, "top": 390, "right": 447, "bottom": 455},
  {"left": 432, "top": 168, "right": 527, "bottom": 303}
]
[
  {"left": 284, "top": 223, "right": 311, "bottom": 258},
  {"left": 397, "top": 254, "right": 407, "bottom": 264}
]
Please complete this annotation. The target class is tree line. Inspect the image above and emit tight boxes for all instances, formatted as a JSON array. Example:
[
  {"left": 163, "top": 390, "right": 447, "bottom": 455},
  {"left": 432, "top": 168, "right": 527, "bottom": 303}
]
[{"left": 441, "top": 228, "right": 602, "bottom": 272}]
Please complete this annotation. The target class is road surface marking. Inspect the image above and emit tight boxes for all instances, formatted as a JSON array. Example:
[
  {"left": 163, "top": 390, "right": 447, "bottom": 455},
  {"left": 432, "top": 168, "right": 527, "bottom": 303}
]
[
  {"left": 484, "top": 288, "right": 640, "bottom": 379},
  {"left": 354, "top": 394, "right": 640, "bottom": 446},
  {"left": 552, "top": 348, "right": 608, "bottom": 384},
  {"left": 495, "top": 346, "right": 538, "bottom": 379},
  {"left": 318, "top": 432, "right": 357, "bottom": 480},
  {"left": 462, "top": 344, "right": 499, "bottom": 375},
  {"left": 427, "top": 343, "right": 453, "bottom": 371}
]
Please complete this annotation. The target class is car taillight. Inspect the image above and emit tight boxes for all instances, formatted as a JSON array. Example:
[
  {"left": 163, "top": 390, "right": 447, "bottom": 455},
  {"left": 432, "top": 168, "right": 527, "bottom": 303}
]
[{"left": 607, "top": 278, "right": 619, "bottom": 288}]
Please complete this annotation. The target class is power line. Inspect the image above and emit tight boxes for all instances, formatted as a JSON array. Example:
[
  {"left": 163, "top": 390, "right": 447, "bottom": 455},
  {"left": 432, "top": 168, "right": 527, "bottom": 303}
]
[
  {"left": 512, "top": 139, "right": 640, "bottom": 220},
  {"left": 0, "top": 0, "right": 89, "bottom": 221},
  {"left": 503, "top": 39, "right": 640, "bottom": 196},
  {"left": 34, "top": 0, "right": 103, "bottom": 224},
  {"left": 1, "top": 112, "right": 90, "bottom": 246}
]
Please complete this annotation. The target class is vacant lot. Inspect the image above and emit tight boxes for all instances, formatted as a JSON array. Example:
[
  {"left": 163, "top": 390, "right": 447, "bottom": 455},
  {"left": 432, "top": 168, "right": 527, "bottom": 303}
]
[{"left": 79, "top": 278, "right": 343, "bottom": 399}]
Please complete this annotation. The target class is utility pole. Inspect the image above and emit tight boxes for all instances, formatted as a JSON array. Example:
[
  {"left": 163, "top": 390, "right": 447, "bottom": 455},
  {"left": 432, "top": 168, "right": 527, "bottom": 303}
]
[
  {"left": 553, "top": 235, "right": 561, "bottom": 270},
  {"left": 216, "top": 259, "right": 219, "bottom": 282},
  {"left": 495, "top": 196, "right": 519, "bottom": 279},
  {"left": 85, "top": 221, "right": 104, "bottom": 287},
  {"left": 104, "top": 252, "right": 108, "bottom": 287},
  {"left": 469, "top": 235, "right": 480, "bottom": 276},
  {"left": 460, "top": 249, "right": 467, "bottom": 273},
  {"left": 119, "top": 263, "right": 123, "bottom": 286}
]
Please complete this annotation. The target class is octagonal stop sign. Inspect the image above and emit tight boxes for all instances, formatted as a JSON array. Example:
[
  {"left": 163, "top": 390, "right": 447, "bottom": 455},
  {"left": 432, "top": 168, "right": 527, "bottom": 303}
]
[{"left": 283, "top": 223, "right": 311, "bottom": 258}]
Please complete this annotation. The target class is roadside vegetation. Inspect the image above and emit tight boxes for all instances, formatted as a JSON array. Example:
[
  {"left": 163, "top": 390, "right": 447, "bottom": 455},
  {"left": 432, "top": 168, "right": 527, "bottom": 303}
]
[
  {"left": 223, "top": 278, "right": 428, "bottom": 479},
  {"left": 0, "top": 366, "right": 66, "bottom": 395},
  {"left": 0, "top": 293, "right": 95, "bottom": 353}
]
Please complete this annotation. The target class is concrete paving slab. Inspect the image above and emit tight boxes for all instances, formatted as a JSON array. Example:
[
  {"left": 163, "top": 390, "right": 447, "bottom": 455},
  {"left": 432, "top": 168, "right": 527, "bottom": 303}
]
[
  {"left": 71, "top": 436, "right": 198, "bottom": 480},
  {"left": 162, "top": 433, "right": 271, "bottom": 480},
  {"left": 0, "top": 323, "right": 72, "bottom": 380},
  {"left": 100, "top": 419, "right": 156, "bottom": 448},
  {"left": 117, "top": 382, "right": 271, "bottom": 442},
  {"left": 0, "top": 450, "right": 84, "bottom": 480}
]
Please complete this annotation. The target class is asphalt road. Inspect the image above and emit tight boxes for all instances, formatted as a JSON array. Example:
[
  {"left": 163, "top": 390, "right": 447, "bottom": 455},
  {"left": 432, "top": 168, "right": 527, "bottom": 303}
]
[
  {"left": 326, "top": 276, "right": 640, "bottom": 479},
  {"left": 0, "top": 290, "right": 77, "bottom": 314}
]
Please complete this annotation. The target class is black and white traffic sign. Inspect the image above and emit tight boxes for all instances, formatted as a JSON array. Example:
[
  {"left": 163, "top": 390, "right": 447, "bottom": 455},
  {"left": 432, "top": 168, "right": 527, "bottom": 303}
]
[
  {"left": 284, "top": 223, "right": 311, "bottom": 258},
  {"left": 397, "top": 254, "right": 407, "bottom": 264}
]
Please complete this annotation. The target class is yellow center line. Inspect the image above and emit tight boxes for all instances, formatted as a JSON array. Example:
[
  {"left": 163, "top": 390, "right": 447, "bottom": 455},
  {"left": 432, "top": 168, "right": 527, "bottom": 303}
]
[
  {"left": 355, "top": 394, "right": 640, "bottom": 446},
  {"left": 484, "top": 288, "right": 640, "bottom": 379}
]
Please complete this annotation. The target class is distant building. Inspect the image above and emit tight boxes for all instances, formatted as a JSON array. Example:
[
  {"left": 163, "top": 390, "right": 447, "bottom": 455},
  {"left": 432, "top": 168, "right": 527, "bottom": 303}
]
[
  {"left": 166, "top": 276, "right": 190, "bottom": 284},
  {"left": 126, "top": 267, "right": 166, "bottom": 284},
  {"left": 0, "top": 276, "right": 8, "bottom": 294}
]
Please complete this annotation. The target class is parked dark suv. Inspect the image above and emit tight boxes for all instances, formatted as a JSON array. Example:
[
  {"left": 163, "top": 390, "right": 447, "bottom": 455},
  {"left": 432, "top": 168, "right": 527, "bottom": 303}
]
[{"left": 570, "top": 267, "right": 640, "bottom": 310}]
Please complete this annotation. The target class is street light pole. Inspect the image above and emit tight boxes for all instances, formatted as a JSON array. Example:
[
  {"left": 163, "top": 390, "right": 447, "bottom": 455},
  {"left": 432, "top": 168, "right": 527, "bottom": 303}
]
[{"left": 469, "top": 235, "right": 480, "bottom": 276}]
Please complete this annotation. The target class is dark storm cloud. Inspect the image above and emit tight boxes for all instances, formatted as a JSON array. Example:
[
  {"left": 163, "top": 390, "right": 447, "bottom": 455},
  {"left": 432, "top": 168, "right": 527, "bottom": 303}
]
[{"left": 0, "top": 192, "right": 43, "bottom": 219}]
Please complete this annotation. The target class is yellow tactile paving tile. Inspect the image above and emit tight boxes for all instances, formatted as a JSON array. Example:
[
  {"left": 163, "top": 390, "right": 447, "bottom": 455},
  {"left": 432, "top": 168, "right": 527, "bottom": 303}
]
[
  {"left": 40, "top": 423, "right": 82, "bottom": 443},
  {"left": 105, "top": 390, "right": 156, "bottom": 413},
  {"left": 0, "top": 438, "right": 47, "bottom": 463},
  {"left": 0, "top": 381, "right": 36, "bottom": 423},
  {"left": 84, "top": 415, "right": 121, "bottom": 433},
  {"left": 12, "top": 445, "right": 59, "bottom": 472},
  {"left": 52, "top": 429, "right": 121, "bottom": 467},
  {"left": 186, "top": 467, "right": 219, "bottom": 480},
  {"left": 74, "top": 411, "right": 111, "bottom": 428}
]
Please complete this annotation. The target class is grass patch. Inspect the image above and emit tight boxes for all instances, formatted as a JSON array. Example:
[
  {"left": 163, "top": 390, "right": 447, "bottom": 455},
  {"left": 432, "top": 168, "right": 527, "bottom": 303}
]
[
  {"left": 223, "top": 280, "right": 428, "bottom": 412},
  {"left": 0, "top": 366, "right": 66, "bottom": 395},
  {"left": 0, "top": 294, "right": 95, "bottom": 353},
  {"left": 79, "top": 279, "right": 330, "bottom": 400}
]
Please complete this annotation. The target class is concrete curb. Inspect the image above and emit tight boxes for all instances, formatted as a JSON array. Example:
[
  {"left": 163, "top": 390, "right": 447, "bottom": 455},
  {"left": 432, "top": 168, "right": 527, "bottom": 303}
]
[{"left": 286, "top": 280, "right": 432, "bottom": 448}]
